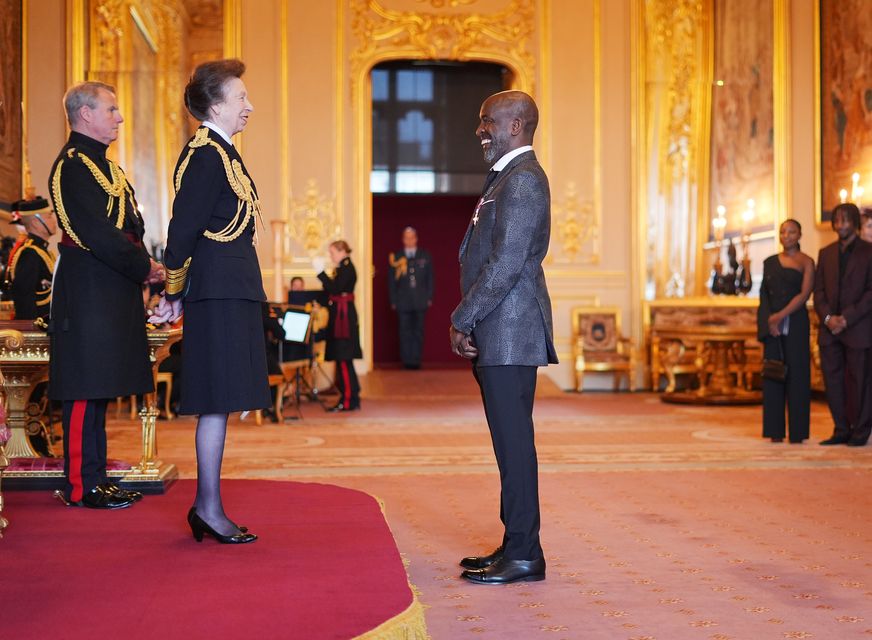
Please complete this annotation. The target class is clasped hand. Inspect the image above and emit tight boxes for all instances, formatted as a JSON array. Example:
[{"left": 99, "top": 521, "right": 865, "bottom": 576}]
[
  {"left": 148, "top": 295, "right": 183, "bottom": 325},
  {"left": 449, "top": 325, "right": 478, "bottom": 360},
  {"left": 825, "top": 314, "right": 848, "bottom": 335}
]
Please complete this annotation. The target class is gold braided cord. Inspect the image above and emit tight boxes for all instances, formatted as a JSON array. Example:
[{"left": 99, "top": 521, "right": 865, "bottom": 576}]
[
  {"left": 174, "top": 127, "right": 263, "bottom": 243},
  {"left": 77, "top": 153, "right": 128, "bottom": 230},
  {"left": 8, "top": 239, "right": 55, "bottom": 281},
  {"left": 165, "top": 257, "right": 191, "bottom": 296},
  {"left": 50, "top": 159, "right": 88, "bottom": 250}
]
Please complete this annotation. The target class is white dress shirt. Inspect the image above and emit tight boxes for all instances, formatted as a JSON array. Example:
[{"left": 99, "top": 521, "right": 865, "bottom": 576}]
[{"left": 202, "top": 120, "right": 234, "bottom": 146}]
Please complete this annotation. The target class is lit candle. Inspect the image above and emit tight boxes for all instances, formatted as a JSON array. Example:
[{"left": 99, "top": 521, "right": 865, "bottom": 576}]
[
  {"left": 713, "top": 205, "right": 727, "bottom": 242},
  {"left": 840, "top": 188, "right": 849, "bottom": 203},
  {"left": 741, "top": 200, "right": 755, "bottom": 236},
  {"left": 852, "top": 173, "right": 861, "bottom": 202},
  {"left": 857, "top": 186, "right": 865, "bottom": 207}
]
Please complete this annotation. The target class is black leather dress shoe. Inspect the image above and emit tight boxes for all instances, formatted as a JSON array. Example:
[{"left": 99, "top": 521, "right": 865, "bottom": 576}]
[
  {"left": 187, "top": 509, "right": 257, "bottom": 544},
  {"left": 820, "top": 436, "right": 850, "bottom": 445},
  {"left": 327, "top": 402, "right": 360, "bottom": 413},
  {"left": 103, "top": 482, "right": 143, "bottom": 502},
  {"left": 187, "top": 507, "right": 248, "bottom": 534},
  {"left": 462, "top": 557, "right": 546, "bottom": 585},
  {"left": 460, "top": 545, "right": 504, "bottom": 569},
  {"left": 68, "top": 485, "right": 135, "bottom": 510},
  {"left": 847, "top": 438, "right": 868, "bottom": 447}
]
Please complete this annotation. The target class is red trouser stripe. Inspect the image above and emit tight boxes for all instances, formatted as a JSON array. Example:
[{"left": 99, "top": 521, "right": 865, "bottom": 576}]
[
  {"left": 340, "top": 362, "right": 352, "bottom": 405},
  {"left": 69, "top": 400, "right": 88, "bottom": 502}
]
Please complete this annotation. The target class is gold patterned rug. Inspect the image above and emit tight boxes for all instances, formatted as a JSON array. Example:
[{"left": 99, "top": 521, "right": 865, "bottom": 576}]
[{"left": 99, "top": 370, "right": 872, "bottom": 639}]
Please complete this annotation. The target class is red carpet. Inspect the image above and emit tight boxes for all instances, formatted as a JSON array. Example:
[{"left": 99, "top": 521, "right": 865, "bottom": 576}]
[{"left": 1, "top": 480, "right": 427, "bottom": 640}]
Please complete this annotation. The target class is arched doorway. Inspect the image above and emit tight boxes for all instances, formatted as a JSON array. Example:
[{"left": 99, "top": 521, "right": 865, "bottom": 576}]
[{"left": 369, "top": 61, "right": 511, "bottom": 368}]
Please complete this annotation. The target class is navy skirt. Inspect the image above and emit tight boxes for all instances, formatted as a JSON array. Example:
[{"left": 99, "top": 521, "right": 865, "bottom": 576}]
[{"left": 179, "top": 298, "right": 270, "bottom": 415}]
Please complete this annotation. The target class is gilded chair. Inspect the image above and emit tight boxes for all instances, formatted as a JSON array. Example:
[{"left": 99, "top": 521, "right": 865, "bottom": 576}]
[{"left": 572, "top": 307, "right": 636, "bottom": 392}]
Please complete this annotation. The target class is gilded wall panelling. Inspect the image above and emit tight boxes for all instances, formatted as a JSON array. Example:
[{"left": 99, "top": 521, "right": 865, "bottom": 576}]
[
  {"left": 288, "top": 179, "right": 340, "bottom": 260},
  {"left": 550, "top": 181, "right": 599, "bottom": 264}
]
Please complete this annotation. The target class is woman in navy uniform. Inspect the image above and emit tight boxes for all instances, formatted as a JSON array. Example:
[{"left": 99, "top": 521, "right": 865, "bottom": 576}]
[
  {"left": 154, "top": 59, "right": 266, "bottom": 544},
  {"left": 316, "top": 241, "right": 362, "bottom": 411}
]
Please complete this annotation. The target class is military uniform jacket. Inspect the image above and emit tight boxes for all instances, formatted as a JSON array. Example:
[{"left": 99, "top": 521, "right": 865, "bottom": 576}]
[
  {"left": 318, "top": 257, "right": 363, "bottom": 361},
  {"left": 451, "top": 150, "right": 558, "bottom": 367},
  {"left": 8, "top": 233, "right": 54, "bottom": 321},
  {"left": 47, "top": 131, "right": 153, "bottom": 400},
  {"left": 388, "top": 248, "right": 433, "bottom": 311},
  {"left": 163, "top": 127, "right": 265, "bottom": 303}
]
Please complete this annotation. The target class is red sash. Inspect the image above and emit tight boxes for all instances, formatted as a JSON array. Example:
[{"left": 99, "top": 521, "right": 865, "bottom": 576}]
[{"left": 330, "top": 293, "right": 355, "bottom": 339}]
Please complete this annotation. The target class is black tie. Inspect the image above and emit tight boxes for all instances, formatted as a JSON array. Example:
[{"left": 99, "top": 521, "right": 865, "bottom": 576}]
[{"left": 482, "top": 170, "right": 499, "bottom": 195}]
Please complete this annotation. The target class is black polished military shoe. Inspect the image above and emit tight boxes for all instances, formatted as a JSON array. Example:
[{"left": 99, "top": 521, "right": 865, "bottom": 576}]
[
  {"left": 327, "top": 402, "right": 360, "bottom": 413},
  {"left": 68, "top": 485, "right": 135, "bottom": 510},
  {"left": 103, "top": 482, "right": 143, "bottom": 502},
  {"left": 461, "top": 557, "right": 546, "bottom": 585},
  {"left": 460, "top": 545, "right": 504, "bottom": 569},
  {"left": 820, "top": 435, "right": 850, "bottom": 445}
]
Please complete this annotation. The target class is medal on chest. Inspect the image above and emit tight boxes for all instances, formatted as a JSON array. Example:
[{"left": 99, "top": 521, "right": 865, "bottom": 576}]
[{"left": 473, "top": 198, "right": 494, "bottom": 226}]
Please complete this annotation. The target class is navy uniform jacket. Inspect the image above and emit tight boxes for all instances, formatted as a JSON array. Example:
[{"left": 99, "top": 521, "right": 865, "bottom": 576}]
[
  {"left": 8, "top": 233, "right": 54, "bottom": 321},
  {"left": 388, "top": 248, "right": 433, "bottom": 311},
  {"left": 318, "top": 257, "right": 362, "bottom": 361},
  {"left": 451, "top": 150, "right": 558, "bottom": 367},
  {"left": 163, "top": 127, "right": 265, "bottom": 303},
  {"left": 47, "top": 131, "right": 153, "bottom": 400}
]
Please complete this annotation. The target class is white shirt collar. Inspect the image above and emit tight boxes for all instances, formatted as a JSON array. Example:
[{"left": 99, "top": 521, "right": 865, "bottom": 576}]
[
  {"left": 202, "top": 121, "right": 233, "bottom": 146},
  {"left": 491, "top": 145, "right": 534, "bottom": 171}
]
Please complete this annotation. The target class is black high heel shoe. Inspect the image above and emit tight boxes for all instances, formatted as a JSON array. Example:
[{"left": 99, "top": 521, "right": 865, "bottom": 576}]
[
  {"left": 187, "top": 507, "right": 248, "bottom": 534},
  {"left": 187, "top": 508, "right": 257, "bottom": 544}
]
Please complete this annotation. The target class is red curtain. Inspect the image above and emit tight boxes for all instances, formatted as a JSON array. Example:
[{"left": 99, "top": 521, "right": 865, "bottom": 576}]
[{"left": 372, "top": 194, "right": 477, "bottom": 367}]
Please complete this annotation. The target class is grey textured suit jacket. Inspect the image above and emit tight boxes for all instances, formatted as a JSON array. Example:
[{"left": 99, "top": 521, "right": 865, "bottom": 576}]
[{"left": 451, "top": 150, "right": 558, "bottom": 367}]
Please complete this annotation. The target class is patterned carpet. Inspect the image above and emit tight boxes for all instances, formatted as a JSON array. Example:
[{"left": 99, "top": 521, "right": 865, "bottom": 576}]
[{"left": 99, "top": 370, "right": 872, "bottom": 639}]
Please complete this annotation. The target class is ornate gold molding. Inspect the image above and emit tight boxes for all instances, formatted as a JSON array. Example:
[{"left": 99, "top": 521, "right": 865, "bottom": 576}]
[
  {"left": 416, "top": 0, "right": 478, "bottom": 8},
  {"left": 288, "top": 179, "right": 340, "bottom": 259},
  {"left": 350, "top": 0, "right": 536, "bottom": 99},
  {"left": 551, "top": 181, "right": 599, "bottom": 265}
]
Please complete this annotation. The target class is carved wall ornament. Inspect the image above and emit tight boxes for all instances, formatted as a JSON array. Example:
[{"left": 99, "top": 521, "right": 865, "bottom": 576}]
[
  {"left": 350, "top": 0, "right": 536, "bottom": 99},
  {"left": 288, "top": 179, "right": 341, "bottom": 259},
  {"left": 416, "top": 0, "right": 478, "bottom": 7},
  {"left": 552, "top": 181, "right": 599, "bottom": 264}
]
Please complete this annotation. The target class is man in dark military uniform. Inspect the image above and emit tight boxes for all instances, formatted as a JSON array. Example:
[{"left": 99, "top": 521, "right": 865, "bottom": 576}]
[
  {"left": 388, "top": 227, "right": 433, "bottom": 369},
  {"left": 47, "top": 81, "right": 163, "bottom": 509},
  {"left": 1, "top": 196, "right": 57, "bottom": 321}
]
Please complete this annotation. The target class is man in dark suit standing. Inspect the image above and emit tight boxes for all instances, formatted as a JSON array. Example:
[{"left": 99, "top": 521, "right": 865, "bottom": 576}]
[
  {"left": 814, "top": 202, "right": 872, "bottom": 446},
  {"left": 450, "top": 90, "right": 558, "bottom": 584},
  {"left": 48, "top": 82, "right": 163, "bottom": 509},
  {"left": 389, "top": 227, "right": 433, "bottom": 369}
]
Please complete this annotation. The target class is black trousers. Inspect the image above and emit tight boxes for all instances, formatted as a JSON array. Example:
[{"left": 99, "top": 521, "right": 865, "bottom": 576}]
[
  {"left": 62, "top": 399, "right": 109, "bottom": 501},
  {"left": 334, "top": 360, "right": 360, "bottom": 407},
  {"left": 762, "top": 333, "right": 810, "bottom": 441},
  {"left": 397, "top": 308, "right": 427, "bottom": 367},
  {"left": 820, "top": 341, "right": 872, "bottom": 442},
  {"left": 473, "top": 364, "right": 542, "bottom": 561}
]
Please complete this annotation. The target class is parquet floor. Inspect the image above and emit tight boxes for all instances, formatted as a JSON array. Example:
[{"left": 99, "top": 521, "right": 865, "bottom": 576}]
[{"left": 103, "top": 370, "right": 872, "bottom": 639}]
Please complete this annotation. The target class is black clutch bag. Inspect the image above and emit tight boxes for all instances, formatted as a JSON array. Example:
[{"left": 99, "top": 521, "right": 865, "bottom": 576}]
[{"left": 761, "top": 338, "right": 788, "bottom": 383}]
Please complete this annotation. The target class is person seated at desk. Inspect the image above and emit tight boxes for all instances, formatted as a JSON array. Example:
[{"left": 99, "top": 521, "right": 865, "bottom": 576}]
[{"left": 262, "top": 302, "right": 285, "bottom": 422}]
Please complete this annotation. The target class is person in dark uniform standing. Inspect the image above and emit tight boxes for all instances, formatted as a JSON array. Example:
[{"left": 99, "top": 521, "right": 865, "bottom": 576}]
[
  {"left": 48, "top": 81, "right": 162, "bottom": 509},
  {"left": 757, "top": 219, "right": 814, "bottom": 443},
  {"left": 1, "top": 197, "right": 57, "bottom": 321},
  {"left": 315, "top": 240, "right": 362, "bottom": 412},
  {"left": 151, "top": 59, "right": 265, "bottom": 544},
  {"left": 389, "top": 227, "right": 433, "bottom": 369}
]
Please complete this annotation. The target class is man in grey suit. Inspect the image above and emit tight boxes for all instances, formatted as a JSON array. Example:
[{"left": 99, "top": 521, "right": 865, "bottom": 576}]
[{"left": 450, "top": 90, "right": 558, "bottom": 585}]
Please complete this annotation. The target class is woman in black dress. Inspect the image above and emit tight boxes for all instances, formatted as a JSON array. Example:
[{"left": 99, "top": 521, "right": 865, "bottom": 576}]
[
  {"left": 316, "top": 240, "right": 362, "bottom": 412},
  {"left": 152, "top": 59, "right": 267, "bottom": 543},
  {"left": 757, "top": 219, "right": 815, "bottom": 443}
]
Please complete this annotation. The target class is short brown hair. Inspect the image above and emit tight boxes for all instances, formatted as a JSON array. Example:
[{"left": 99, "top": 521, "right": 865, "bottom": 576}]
[
  {"left": 63, "top": 81, "right": 116, "bottom": 125},
  {"left": 331, "top": 240, "right": 352, "bottom": 254},
  {"left": 184, "top": 59, "right": 246, "bottom": 121}
]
